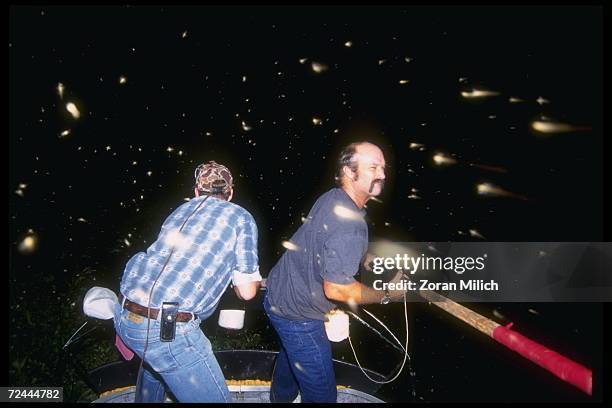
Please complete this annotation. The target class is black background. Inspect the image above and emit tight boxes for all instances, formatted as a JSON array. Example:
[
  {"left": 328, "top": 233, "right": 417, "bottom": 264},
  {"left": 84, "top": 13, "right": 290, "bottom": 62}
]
[{"left": 9, "top": 5, "right": 606, "bottom": 403}]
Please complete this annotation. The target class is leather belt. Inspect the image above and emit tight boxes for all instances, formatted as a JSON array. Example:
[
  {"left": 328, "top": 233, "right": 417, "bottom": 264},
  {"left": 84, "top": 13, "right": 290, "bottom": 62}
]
[{"left": 119, "top": 294, "right": 194, "bottom": 322}]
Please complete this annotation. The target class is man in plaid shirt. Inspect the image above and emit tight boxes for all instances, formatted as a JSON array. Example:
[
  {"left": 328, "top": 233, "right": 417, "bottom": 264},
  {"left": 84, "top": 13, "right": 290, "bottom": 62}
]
[{"left": 114, "top": 161, "right": 261, "bottom": 402}]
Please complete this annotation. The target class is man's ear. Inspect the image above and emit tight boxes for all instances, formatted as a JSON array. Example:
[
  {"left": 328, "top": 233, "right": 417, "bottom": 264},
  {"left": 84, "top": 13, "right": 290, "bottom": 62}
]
[
  {"left": 194, "top": 188, "right": 200, "bottom": 197},
  {"left": 342, "top": 165, "right": 353, "bottom": 180},
  {"left": 343, "top": 165, "right": 358, "bottom": 182},
  {"left": 227, "top": 187, "right": 234, "bottom": 202}
]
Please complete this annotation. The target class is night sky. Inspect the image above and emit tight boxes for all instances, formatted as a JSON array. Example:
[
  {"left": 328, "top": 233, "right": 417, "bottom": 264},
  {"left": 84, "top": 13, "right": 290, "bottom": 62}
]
[{"left": 9, "top": 5, "right": 605, "bottom": 402}]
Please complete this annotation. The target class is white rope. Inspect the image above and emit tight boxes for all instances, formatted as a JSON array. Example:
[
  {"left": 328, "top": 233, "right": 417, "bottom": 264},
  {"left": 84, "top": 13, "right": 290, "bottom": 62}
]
[
  {"left": 346, "top": 311, "right": 405, "bottom": 353},
  {"left": 62, "top": 321, "right": 88, "bottom": 349},
  {"left": 348, "top": 291, "right": 410, "bottom": 384},
  {"left": 361, "top": 307, "right": 407, "bottom": 355}
]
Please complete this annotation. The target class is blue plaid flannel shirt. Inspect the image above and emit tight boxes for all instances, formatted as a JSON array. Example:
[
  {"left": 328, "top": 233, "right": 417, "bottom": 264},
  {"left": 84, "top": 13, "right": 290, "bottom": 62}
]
[{"left": 120, "top": 195, "right": 260, "bottom": 320}]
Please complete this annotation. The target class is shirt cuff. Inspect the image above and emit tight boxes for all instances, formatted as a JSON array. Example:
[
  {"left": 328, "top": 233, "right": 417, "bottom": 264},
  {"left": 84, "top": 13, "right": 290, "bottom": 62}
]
[{"left": 232, "top": 268, "right": 262, "bottom": 286}]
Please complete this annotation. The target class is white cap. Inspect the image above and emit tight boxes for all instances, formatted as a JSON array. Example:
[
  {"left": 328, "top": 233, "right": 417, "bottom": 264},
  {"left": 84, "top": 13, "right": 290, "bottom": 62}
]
[{"left": 83, "top": 286, "right": 119, "bottom": 320}]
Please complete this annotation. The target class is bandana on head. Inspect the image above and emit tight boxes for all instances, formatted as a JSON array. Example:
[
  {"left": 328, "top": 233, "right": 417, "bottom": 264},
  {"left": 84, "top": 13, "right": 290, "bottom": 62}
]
[{"left": 194, "top": 161, "right": 233, "bottom": 194}]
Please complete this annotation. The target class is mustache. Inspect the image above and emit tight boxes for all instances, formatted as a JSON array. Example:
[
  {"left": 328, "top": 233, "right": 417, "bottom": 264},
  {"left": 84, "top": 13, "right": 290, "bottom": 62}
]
[{"left": 369, "top": 179, "right": 385, "bottom": 193}]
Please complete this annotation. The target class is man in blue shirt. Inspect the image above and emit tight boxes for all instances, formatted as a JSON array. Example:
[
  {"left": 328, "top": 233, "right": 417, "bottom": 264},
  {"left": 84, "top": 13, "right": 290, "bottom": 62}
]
[
  {"left": 264, "top": 141, "right": 403, "bottom": 402},
  {"left": 114, "top": 161, "right": 262, "bottom": 402}
]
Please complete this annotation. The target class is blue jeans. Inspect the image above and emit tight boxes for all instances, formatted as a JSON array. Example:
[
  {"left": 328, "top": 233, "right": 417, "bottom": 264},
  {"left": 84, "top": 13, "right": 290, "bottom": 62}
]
[
  {"left": 263, "top": 295, "right": 337, "bottom": 403},
  {"left": 113, "top": 302, "right": 230, "bottom": 403}
]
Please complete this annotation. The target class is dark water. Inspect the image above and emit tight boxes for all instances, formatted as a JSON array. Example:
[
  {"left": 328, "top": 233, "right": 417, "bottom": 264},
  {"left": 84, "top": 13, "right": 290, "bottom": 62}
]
[{"left": 9, "top": 5, "right": 605, "bottom": 402}]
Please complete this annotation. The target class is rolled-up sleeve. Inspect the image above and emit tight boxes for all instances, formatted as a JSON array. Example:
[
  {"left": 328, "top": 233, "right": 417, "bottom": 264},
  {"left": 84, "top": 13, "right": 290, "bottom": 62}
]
[
  {"left": 232, "top": 211, "right": 261, "bottom": 286},
  {"left": 321, "top": 225, "right": 367, "bottom": 285}
]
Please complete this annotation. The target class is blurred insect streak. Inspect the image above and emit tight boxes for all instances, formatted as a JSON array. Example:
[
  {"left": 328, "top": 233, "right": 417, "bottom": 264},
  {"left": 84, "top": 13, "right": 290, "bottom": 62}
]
[
  {"left": 241, "top": 121, "right": 252, "bottom": 131},
  {"left": 492, "top": 309, "right": 506, "bottom": 320},
  {"left": 476, "top": 182, "right": 528, "bottom": 201},
  {"left": 461, "top": 89, "right": 500, "bottom": 99},
  {"left": 333, "top": 204, "right": 363, "bottom": 221},
  {"left": 15, "top": 183, "right": 27, "bottom": 197},
  {"left": 282, "top": 240, "right": 300, "bottom": 251},
  {"left": 311, "top": 62, "right": 328, "bottom": 73},
  {"left": 409, "top": 143, "right": 425, "bottom": 151},
  {"left": 531, "top": 121, "right": 591, "bottom": 134},
  {"left": 57, "top": 82, "right": 65, "bottom": 99},
  {"left": 18, "top": 231, "right": 38, "bottom": 254},
  {"left": 66, "top": 102, "right": 80, "bottom": 119},
  {"left": 468, "top": 229, "right": 486, "bottom": 239},
  {"left": 165, "top": 229, "right": 192, "bottom": 251},
  {"left": 432, "top": 153, "right": 457, "bottom": 166},
  {"left": 469, "top": 163, "right": 508, "bottom": 173}
]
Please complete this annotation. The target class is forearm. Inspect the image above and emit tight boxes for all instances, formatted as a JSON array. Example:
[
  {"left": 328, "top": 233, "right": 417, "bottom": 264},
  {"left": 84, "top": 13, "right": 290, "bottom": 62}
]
[
  {"left": 356, "top": 283, "right": 387, "bottom": 304},
  {"left": 324, "top": 280, "right": 385, "bottom": 305},
  {"left": 233, "top": 281, "right": 260, "bottom": 300}
]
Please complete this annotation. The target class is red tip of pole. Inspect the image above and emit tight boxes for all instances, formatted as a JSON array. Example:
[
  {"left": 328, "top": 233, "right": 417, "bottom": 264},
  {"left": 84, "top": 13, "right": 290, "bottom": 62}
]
[{"left": 492, "top": 325, "right": 592, "bottom": 396}]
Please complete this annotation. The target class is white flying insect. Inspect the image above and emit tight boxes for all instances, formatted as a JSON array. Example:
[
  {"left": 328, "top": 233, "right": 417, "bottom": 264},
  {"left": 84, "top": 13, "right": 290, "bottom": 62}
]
[
  {"left": 476, "top": 182, "right": 528, "bottom": 200},
  {"left": 66, "top": 102, "right": 80, "bottom": 119},
  {"left": 432, "top": 153, "right": 457, "bottom": 166},
  {"left": 333, "top": 205, "right": 363, "bottom": 221},
  {"left": 469, "top": 229, "right": 486, "bottom": 239},
  {"left": 531, "top": 120, "right": 590, "bottom": 134},
  {"left": 282, "top": 240, "right": 300, "bottom": 251},
  {"left": 241, "top": 121, "right": 252, "bottom": 131},
  {"left": 18, "top": 231, "right": 38, "bottom": 254},
  {"left": 311, "top": 62, "right": 328, "bottom": 73},
  {"left": 57, "top": 82, "right": 65, "bottom": 99},
  {"left": 461, "top": 89, "right": 500, "bottom": 99}
]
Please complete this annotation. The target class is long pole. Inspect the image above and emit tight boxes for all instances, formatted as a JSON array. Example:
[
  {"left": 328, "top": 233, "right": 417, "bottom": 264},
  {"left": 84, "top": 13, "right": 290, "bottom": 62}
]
[{"left": 418, "top": 290, "right": 592, "bottom": 396}]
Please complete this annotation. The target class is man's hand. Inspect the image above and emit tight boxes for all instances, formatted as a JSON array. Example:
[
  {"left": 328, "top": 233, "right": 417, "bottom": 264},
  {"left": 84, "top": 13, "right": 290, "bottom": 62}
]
[
  {"left": 387, "top": 269, "right": 408, "bottom": 301},
  {"left": 362, "top": 253, "right": 377, "bottom": 271},
  {"left": 322, "top": 271, "right": 408, "bottom": 305}
]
